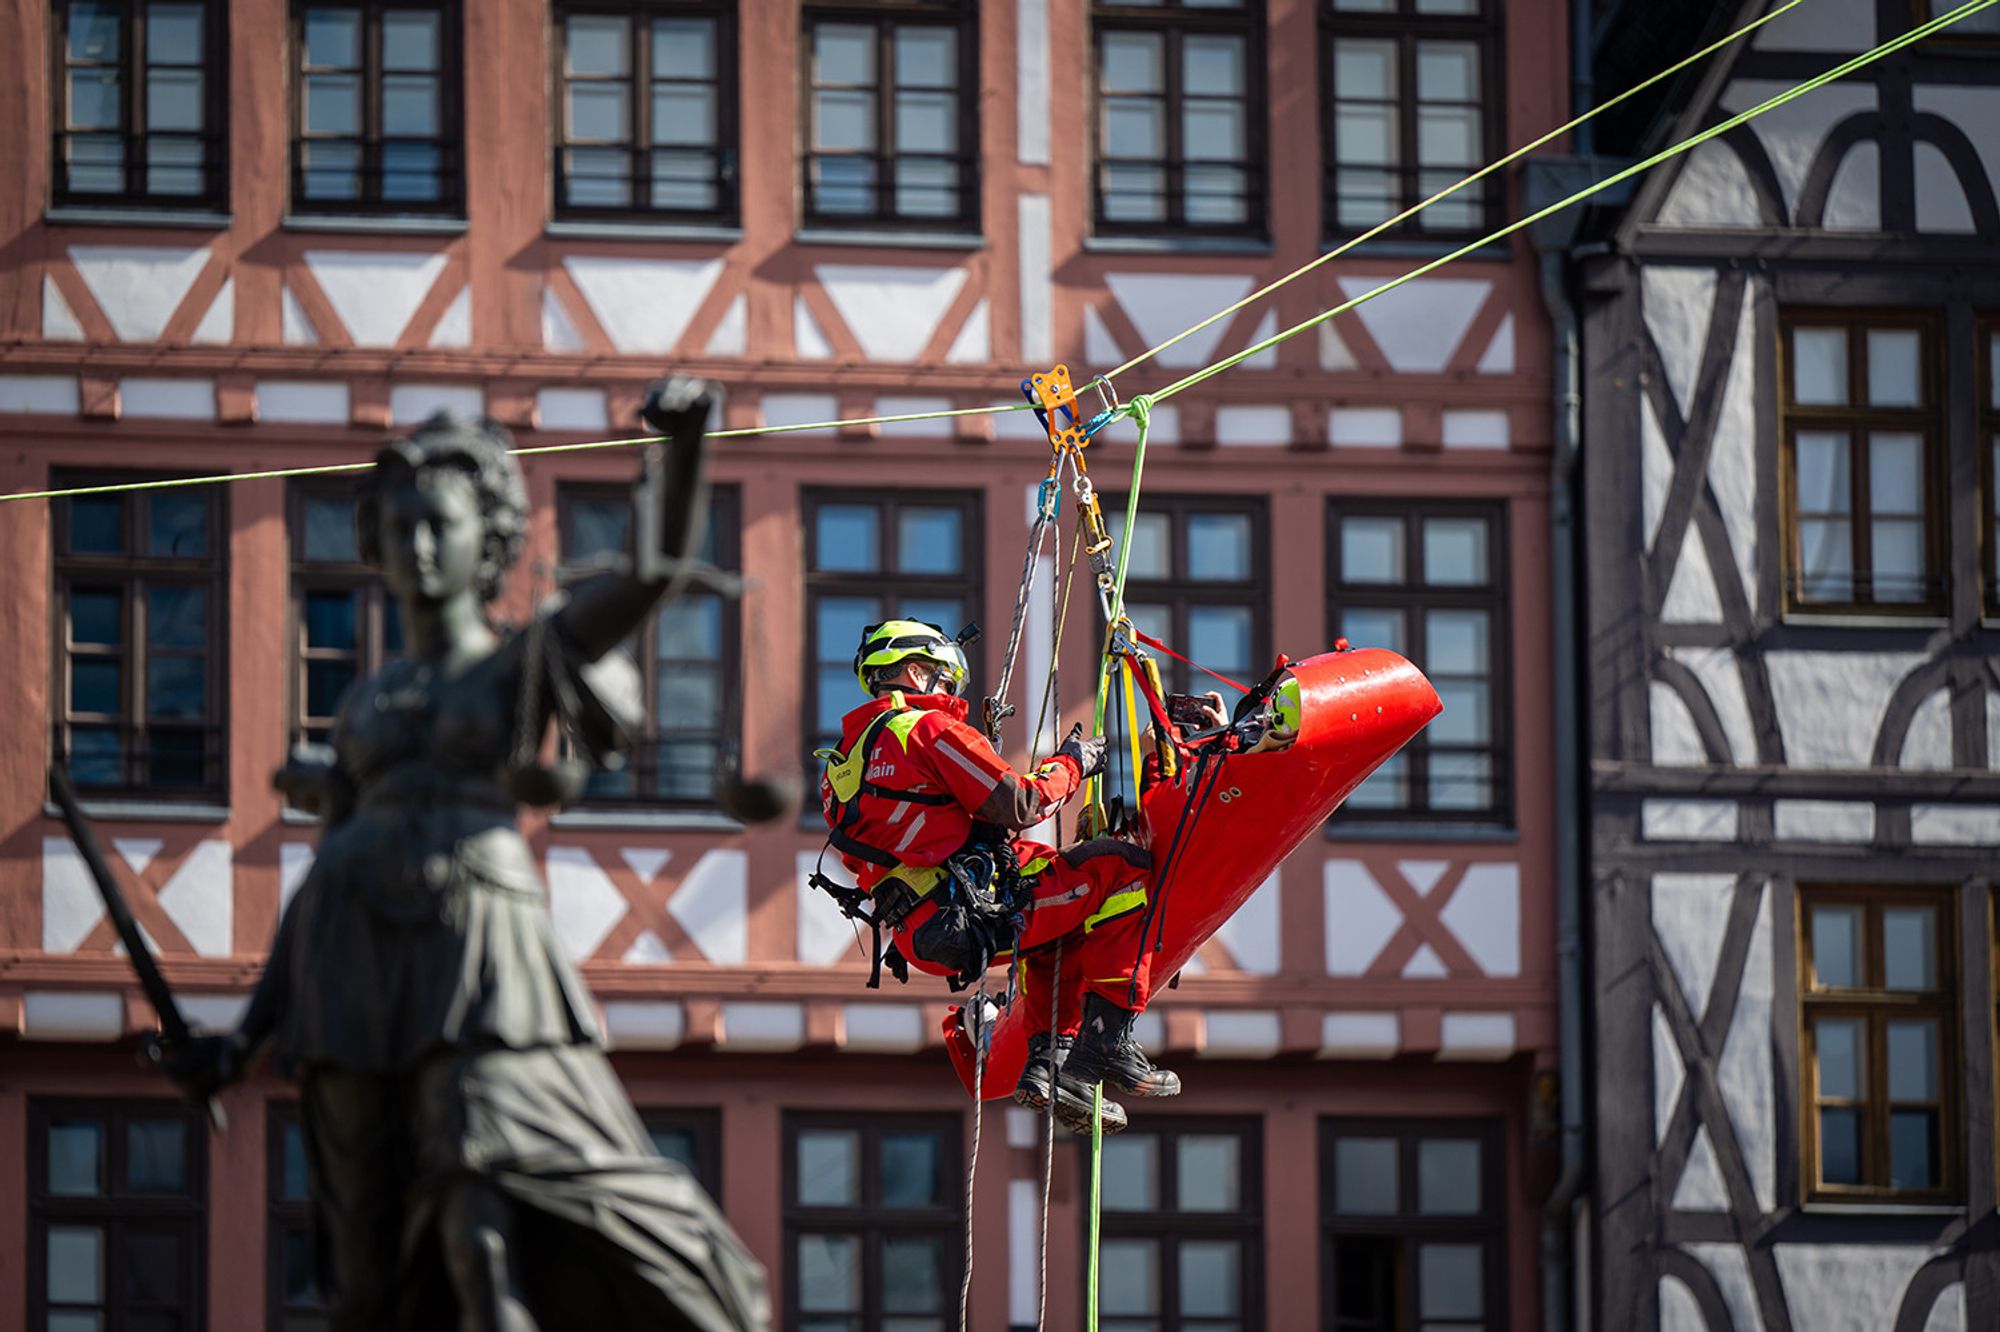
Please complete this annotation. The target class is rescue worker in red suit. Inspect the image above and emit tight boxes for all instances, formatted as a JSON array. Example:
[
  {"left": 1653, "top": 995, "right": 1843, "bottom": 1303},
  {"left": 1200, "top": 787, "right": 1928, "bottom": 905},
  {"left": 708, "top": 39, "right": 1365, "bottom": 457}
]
[{"left": 820, "top": 620, "right": 1181, "bottom": 1134}]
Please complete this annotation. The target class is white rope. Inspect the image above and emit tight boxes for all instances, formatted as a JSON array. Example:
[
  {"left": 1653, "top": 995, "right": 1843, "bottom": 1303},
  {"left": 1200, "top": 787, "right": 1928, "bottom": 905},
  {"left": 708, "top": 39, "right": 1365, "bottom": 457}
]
[
  {"left": 1036, "top": 937, "right": 1060, "bottom": 1332},
  {"left": 960, "top": 982, "right": 988, "bottom": 1332}
]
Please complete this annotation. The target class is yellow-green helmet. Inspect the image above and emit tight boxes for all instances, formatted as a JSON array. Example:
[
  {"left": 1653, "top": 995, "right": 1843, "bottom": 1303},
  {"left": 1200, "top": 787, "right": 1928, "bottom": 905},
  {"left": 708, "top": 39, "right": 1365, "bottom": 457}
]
[{"left": 854, "top": 619, "right": 969, "bottom": 694}]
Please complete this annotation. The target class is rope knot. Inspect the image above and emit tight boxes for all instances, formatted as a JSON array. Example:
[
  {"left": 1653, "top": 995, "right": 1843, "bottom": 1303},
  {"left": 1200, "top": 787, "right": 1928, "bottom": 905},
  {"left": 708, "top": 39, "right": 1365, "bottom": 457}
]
[{"left": 1124, "top": 393, "right": 1157, "bottom": 435}]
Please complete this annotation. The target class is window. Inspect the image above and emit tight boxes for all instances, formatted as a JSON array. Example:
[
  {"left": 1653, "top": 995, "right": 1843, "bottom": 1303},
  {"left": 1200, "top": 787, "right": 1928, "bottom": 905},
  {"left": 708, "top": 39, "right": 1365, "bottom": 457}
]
[
  {"left": 1321, "top": 1118, "right": 1503, "bottom": 1332},
  {"left": 1780, "top": 312, "right": 1942, "bottom": 613},
  {"left": 640, "top": 1108, "right": 722, "bottom": 1198},
  {"left": 802, "top": 1, "right": 977, "bottom": 229},
  {"left": 557, "top": 485, "right": 740, "bottom": 804},
  {"left": 784, "top": 1114, "right": 960, "bottom": 1330},
  {"left": 54, "top": 477, "right": 226, "bottom": 797},
  {"left": 1327, "top": 501, "right": 1507, "bottom": 821},
  {"left": 553, "top": 0, "right": 737, "bottom": 222},
  {"left": 804, "top": 491, "right": 982, "bottom": 757},
  {"left": 1919, "top": 0, "right": 2000, "bottom": 36},
  {"left": 1093, "top": 0, "right": 1264, "bottom": 235},
  {"left": 268, "top": 1109, "right": 328, "bottom": 1332},
  {"left": 1106, "top": 496, "right": 1268, "bottom": 698},
  {"left": 50, "top": 1, "right": 227, "bottom": 209},
  {"left": 1798, "top": 887, "right": 1958, "bottom": 1201},
  {"left": 1981, "top": 319, "right": 1998, "bottom": 615},
  {"left": 1321, "top": 0, "right": 1500, "bottom": 239},
  {"left": 289, "top": 483, "right": 402, "bottom": 751},
  {"left": 291, "top": 2, "right": 463, "bottom": 212},
  {"left": 1093, "top": 1119, "right": 1262, "bottom": 1331},
  {"left": 31, "top": 1100, "right": 205, "bottom": 1332}
]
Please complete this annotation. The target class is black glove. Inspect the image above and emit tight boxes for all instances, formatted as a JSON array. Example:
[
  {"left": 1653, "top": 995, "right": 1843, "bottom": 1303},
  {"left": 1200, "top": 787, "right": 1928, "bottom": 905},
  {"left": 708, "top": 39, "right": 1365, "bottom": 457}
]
[
  {"left": 1058, "top": 723, "right": 1108, "bottom": 779},
  {"left": 639, "top": 375, "right": 717, "bottom": 440},
  {"left": 157, "top": 1031, "right": 249, "bottom": 1109}
]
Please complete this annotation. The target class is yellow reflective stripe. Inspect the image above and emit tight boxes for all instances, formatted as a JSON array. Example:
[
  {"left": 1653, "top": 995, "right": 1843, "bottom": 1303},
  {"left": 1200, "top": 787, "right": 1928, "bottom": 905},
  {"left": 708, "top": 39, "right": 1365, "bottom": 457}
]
[
  {"left": 1019, "top": 857, "right": 1052, "bottom": 877},
  {"left": 884, "top": 708, "right": 925, "bottom": 751},
  {"left": 1084, "top": 886, "right": 1147, "bottom": 932},
  {"left": 886, "top": 866, "right": 948, "bottom": 898},
  {"left": 1121, "top": 658, "right": 1144, "bottom": 806}
]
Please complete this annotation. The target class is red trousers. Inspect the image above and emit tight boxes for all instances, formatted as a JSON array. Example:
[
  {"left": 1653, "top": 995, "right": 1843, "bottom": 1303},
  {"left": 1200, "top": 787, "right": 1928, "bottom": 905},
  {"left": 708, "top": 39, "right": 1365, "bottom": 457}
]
[{"left": 891, "top": 838, "right": 1153, "bottom": 1035}]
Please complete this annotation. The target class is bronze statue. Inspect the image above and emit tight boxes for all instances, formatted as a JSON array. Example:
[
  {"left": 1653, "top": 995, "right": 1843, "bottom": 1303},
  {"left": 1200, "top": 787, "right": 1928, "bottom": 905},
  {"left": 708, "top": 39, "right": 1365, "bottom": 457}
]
[{"left": 167, "top": 380, "right": 770, "bottom": 1332}]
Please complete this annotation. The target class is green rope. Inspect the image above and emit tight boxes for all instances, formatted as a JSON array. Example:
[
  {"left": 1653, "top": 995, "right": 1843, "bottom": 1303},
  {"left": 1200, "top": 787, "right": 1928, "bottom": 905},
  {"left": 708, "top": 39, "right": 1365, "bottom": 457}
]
[
  {"left": 1142, "top": 0, "right": 1996, "bottom": 408},
  {"left": 1087, "top": 1081, "right": 1105, "bottom": 1332}
]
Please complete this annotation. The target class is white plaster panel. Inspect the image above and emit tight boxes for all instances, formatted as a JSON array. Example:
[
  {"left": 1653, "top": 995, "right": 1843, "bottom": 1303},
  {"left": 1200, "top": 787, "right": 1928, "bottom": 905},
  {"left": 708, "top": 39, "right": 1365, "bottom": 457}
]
[
  {"left": 1709, "top": 291, "right": 1760, "bottom": 600},
  {"left": 542, "top": 288, "right": 584, "bottom": 352},
  {"left": 1009, "top": 1178, "right": 1038, "bottom": 1326},
  {"left": 706, "top": 293, "right": 747, "bottom": 357},
  {"left": 843, "top": 1003, "right": 926, "bottom": 1053},
  {"left": 1661, "top": 534, "right": 1723, "bottom": 624},
  {"left": 43, "top": 274, "right": 83, "bottom": 340},
  {"left": 622, "top": 931, "right": 671, "bottom": 964},
  {"left": 1718, "top": 882, "right": 1774, "bottom": 1212},
  {"left": 43, "top": 838, "right": 103, "bottom": 953},
  {"left": 22, "top": 991, "right": 125, "bottom": 1041},
  {"left": 1650, "top": 681, "right": 1707, "bottom": 766},
  {"left": 1656, "top": 142, "right": 1763, "bottom": 228},
  {"left": 190, "top": 277, "right": 231, "bottom": 344},
  {"left": 1910, "top": 804, "right": 2000, "bottom": 846},
  {"left": 1766, "top": 651, "right": 1927, "bottom": 769},
  {"left": 0, "top": 375, "right": 81, "bottom": 414},
  {"left": 1318, "top": 322, "right": 1357, "bottom": 371},
  {"left": 1318, "top": 1011, "right": 1399, "bottom": 1059},
  {"left": 1686, "top": 1243, "right": 1766, "bottom": 1332},
  {"left": 1643, "top": 799, "right": 1739, "bottom": 842},
  {"left": 1240, "top": 310, "right": 1278, "bottom": 370},
  {"left": 69, "top": 244, "right": 210, "bottom": 342},
  {"left": 1200, "top": 1010, "right": 1282, "bottom": 1058},
  {"left": 1436, "top": 1012, "right": 1515, "bottom": 1060},
  {"left": 667, "top": 848, "right": 747, "bottom": 964},
  {"left": 1401, "top": 944, "right": 1447, "bottom": 978},
  {"left": 799, "top": 850, "right": 861, "bottom": 965},
  {"left": 1773, "top": 1245, "right": 1941, "bottom": 1332},
  {"left": 944, "top": 300, "right": 988, "bottom": 364},
  {"left": 816, "top": 264, "right": 967, "bottom": 362},
  {"left": 1015, "top": 0, "right": 1050, "bottom": 166},
  {"left": 1214, "top": 869, "right": 1279, "bottom": 975},
  {"left": 1337, "top": 276, "right": 1490, "bottom": 374},
  {"left": 1914, "top": 88, "right": 2000, "bottom": 218},
  {"left": 428, "top": 287, "right": 470, "bottom": 348},
  {"left": 1655, "top": 1003, "right": 1684, "bottom": 1146},
  {"left": 564, "top": 256, "right": 722, "bottom": 354},
  {"left": 120, "top": 377, "right": 214, "bottom": 419},
  {"left": 545, "top": 846, "right": 628, "bottom": 962},
  {"left": 875, "top": 395, "right": 956, "bottom": 439},
  {"left": 1441, "top": 409, "right": 1508, "bottom": 449},
  {"left": 1084, "top": 305, "right": 1122, "bottom": 366},
  {"left": 537, "top": 387, "right": 607, "bottom": 432},
  {"left": 1990, "top": 693, "right": 2000, "bottom": 769},
  {"left": 1823, "top": 142, "right": 1881, "bottom": 231},
  {"left": 282, "top": 285, "right": 319, "bottom": 345},
  {"left": 257, "top": 380, "right": 348, "bottom": 425},
  {"left": 1671, "top": 1126, "right": 1729, "bottom": 1212},
  {"left": 1642, "top": 393, "right": 1673, "bottom": 550},
  {"left": 1755, "top": 0, "right": 1875, "bottom": 51},
  {"left": 1324, "top": 860, "right": 1400, "bottom": 976},
  {"left": 621, "top": 848, "right": 669, "bottom": 883},
  {"left": 1328, "top": 407, "right": 1401, "bottom": 447},
  {"left": 1018, "top": 193, "right": 1052, "bottom": 362},
  {"left": 1923, "top": 1283, "right": 1966, "bottom": 1332},
  {"left": 1774, "top": 800, "right": 1874, "bottom": 843},
  {"left": 1914, "top": 142, "right": 1977, "bottom": 234},
  {"left": 1659, "top": 1277, "right": 1704, "bottom": 1332},
  {"left": 1641, "top": 267, "right": 1718, "bottom": 420},
  {"left": 114, "top": 838, "right": 161, "bottom": 876},
  {"left": 1677, "top": 647, "right": 1757, "bottom": 765},
  {"left": 762, "top": 393, "right": 838, "bottom": 435},
  {"left": 720, "top": 1001, "right": 805, "bottom": 1052},
  {"left": 304, "top": 250, "right": 447, "bottom": 347},
  {"left": 1652, "top": 873, "right": 1737, "bottom": 1023},
  {"left": 156, "top": 840, "right": 232, "bottom": 957},
  {"left": 391, "top": 384, "right": 482, "bottom": 423},
  {"left": 1718, "top": 81, "right": 1877, "bottom": 222},
  {"left": 1132, "top": 1010, "right": 1164, "bottom": 1050},
  {"left": 1475, "top": 313, "right": 1514, "bottom": 374},
  {"left": 179, "top": 993, "right": 248, "bottom": 1033},
  {"left": 1106, "top": 273, "right": 1254, "bottom": 368},
  {"left": 601, "top": 999, "right": 684, "bottom": 1050},
  {"left": 280, "top": 843, "right": 315, "bottom": 910},
  {"left": 1213, "top": 404, "right": 1290, "bottom": 446},
  {"left": 1902, "top": 688, "right": 1952, "bottom": 770},
  {"left": 1438, "top": 863, "right": 1519, "bottom": 978},
  {"left": 1006, "top": 1107, "right": 1037, "bottom": 1149},
  {"left": 793, "top": 297, "right": 833, "bottom": 360}
]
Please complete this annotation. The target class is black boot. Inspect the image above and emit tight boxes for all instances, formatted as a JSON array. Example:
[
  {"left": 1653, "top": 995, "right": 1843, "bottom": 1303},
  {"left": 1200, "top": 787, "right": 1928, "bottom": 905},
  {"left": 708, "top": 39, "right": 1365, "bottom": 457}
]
[
  {"left": 1014, "top": 1033, "right": 1129, "bottom": 1134},
  {"left": 1064, "top": 994, "right": 1182, "bottom": 1098}
]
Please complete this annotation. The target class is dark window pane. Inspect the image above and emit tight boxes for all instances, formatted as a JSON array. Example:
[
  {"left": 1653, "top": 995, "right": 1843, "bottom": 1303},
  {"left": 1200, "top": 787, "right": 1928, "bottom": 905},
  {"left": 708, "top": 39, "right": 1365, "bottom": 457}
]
[
  {"left": 380, "top": 141, "right": 441, "bottom": 201},
  {"left": 1176, "top": 1133, "right": 1239, "bottom": 1212},
  {"left": 1820, "top": 1106, "right": 1861, "bottom": 1184},
  {"left": 282, "top": 1120, "right": 311, "bottom": 1199},
  {"left": 656, "top": 596, "right": 720, "bottom": 658},
  {"left": 72, "top": 659, "right": 122, "bottom": 715},
  {"left": 816, "top": 598, "right": 880, "bottom": 666},
  {"left": 881, "top": 1236, "right": 945, "bottom": 1313},
  {"left": 1811, "top": 906, "right": 1860, "bottom": 988},
  {"left": 302, "top": 496, "right": 358, "bottom": 563},
  {"left": 70, "top": 589, "right": 122, "bottom": 646},
  {"left": 1886, "top": 1019, "right": 1938, "bottom": 1101},
  {"left": 1882, "top": 908, "right": 1936, "bottom": 990},
  {"left": 304, "top": 8, "right": 360, "bottom": 67},
  {"left": 148, "top": 585, "right": 208, "bottom": 648},
  {"left": 304, "top": 590, "right": 358, "bottom": 650},
  {"left": 1889, "top": 1110, "right": 1938, "bottom": 1190},
  {"left": 657, "top": 739, "right": 718, "bottom": 799},
  {"left": 1418, "top": 1243, "right": 1483, "bottom": 1320},
  {"left": 1101, "top": 1135, "right": 1159, "bottom": 1212},
  {"left": 1187, "top": 513, "right": 1251, "bottom": 581},
  {"left": 1816, "top": 1017, "right": 1863, "bottom": 1100},
  {"left": 382, "top": 9, "right": 439, "bottom": 70},
  {"left": 897, "top": 599, "right": 963, "bottom": 640},
  {"left": 1333, "top": 1236, "right": 1396, "bottom": 1325},
  {"left": 896, "top": 507, "right": 962, "bottom": 575},
  {"left": 796, "top": 1233, "right": 860, "bottom": 1312},
  {"left": 568, "top": 499, "right": 630, "bottom": 563},
  {"left": 69, "top": 727, "right": 124, "bottom": 785},
  {"left": 797, "top": 1129, "right": 860, "bottom": 1206},
  {"left": 1423, "top": 517, "right": 1488, "bottom": 585},
  {"left": 47, "top": 1119, "right": 103, "bottom": 1196},
  {"left": 1098, "top": 1238, "right": 1158, "bottom": 1316},
  {"left": 1180, "top": 1239, "right": 1240, "bottom": 1317},
  {"left": 283, "top": 1226, "right": 320, "bottom": 1303},
  {"left": 148, "top": 493, "right": 209, "bottom": 558},
  {"left": 656, "top": 667, "right": 719, "bottom": 726},
  {"left": 71, "top": 69, "right": 122, "bottom": 128},
  {"left": 125, "top": 1118, "right": 187, "bottom": 1192},
  {"left": 1417, "top": 1138, "right": 1481, "bottom": 1215},
  {"left": 816, "top": 505, "right": 880, "bottom": 572},
  {"left": 146, "top": 656, "right": 206, "bottom": 718},
  {"left": 148, "top": 727, "right": 207, "bottom": 787},
  {"left": 70, "top": 2, "right": 121, "bottom": 59},
  {"left": 118, "top": 1228, "right": 185, "bottom": 1304},
  {"left": 880, "top": 1129, "right": 941, "bottom": 1207},
  {"left": 1341, "top": 517, "right": 1403, "bottom": 584},
  {"left": 648, "top": 1127, "right": 698, "bottom": 1173},
  {"left": 148, "top": 4, "right": 204, "bottom": 62},
  {"left": 46, "top": 1223, "right": 103, "bottom": 1303},
  {"left": 1333, "top": 1137, "right": 1396, "bottom": 1214},
  {"left": 69, "top": 497, "right": 125, "bottom": 554},
  {"left": 306, "top": 661, "right": 357, "bottom": 718}
]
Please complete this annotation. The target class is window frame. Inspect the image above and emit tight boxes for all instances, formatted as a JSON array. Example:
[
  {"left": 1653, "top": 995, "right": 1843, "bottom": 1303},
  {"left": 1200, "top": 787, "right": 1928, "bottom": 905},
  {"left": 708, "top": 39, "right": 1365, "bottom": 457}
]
[
  {"left": 638, "top": 1106, "right": 723, "bottom": 1198},
  {"left": 802, "top": 487, "right": 985, "bottom": 759},
  {"left": 288, "top": 480, "right": 401, "bottom": 752},
  {"left": 1104, "top": 492, "right": 1271, "bottom": 699},
  {"left": 266, "top": 1104, "right": 328, "bottom": 1330},
  {"left": 1795, "top": 884, "right": 1961, "bottom": 1205},
  {"left": 48, "top": 0, "right": 231, "bottom": 210},
  {"left": 1325, "top": 497, "right": 1511, "bottom": 826},
  {"left": 1085, "top": 1115, "right": 1265, "bottom": 1332},
  {"left": 1090, "top": 0, "right": 1269, "bottom": 239},
  {"left": 1913, "top": 0, "right": 2000, "bottom": 43},
  {"left": 1777, "top": 308, "right": 1946, "bottom": 617},
  {"left": 1318, "top": 0, "right": 1504, "bottom": 244},
  {"left": 781, "top": 1111, "right": 964, "bottom": 1330},
  {"left": 51, "top": 472, "right": 229, "bottom": 800},
  {"left": 799, "top": 0, "right": 982, "bottom": 232},
  {"left": 555, "top": 482, "right": 742, "bottom": 808},
  {"left": 30, "top": 1097, "right": 207, "bottom": 1332},
  {"left": 287, "top": 0, "right": 466, "bottom": 216},
  {"left": 1319, "top": 1115, "right": 1506, "bottom": 1332},
  {"left": 550, "top": 0, "right": 740, "bottom": 225},
  {"left": 1980, "top": 316, "right": 1998, "bottom": 618}
]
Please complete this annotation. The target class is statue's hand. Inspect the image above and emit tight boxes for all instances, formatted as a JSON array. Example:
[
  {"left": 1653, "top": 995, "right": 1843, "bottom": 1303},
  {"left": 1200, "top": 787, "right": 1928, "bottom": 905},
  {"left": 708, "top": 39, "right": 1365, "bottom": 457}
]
[
  {"left": 272, "top": 745, "right": 337, "bottom": 815},
  {"left": 639, "top": 376, "right": 717, "bottom": 443},
  {"left": 155, "top": 1031, "right": 248, "bottom": 1107}
]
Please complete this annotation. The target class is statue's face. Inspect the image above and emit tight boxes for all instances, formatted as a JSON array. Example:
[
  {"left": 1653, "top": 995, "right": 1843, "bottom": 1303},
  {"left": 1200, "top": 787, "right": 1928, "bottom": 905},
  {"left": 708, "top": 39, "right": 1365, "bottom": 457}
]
[{"left": 377, "top": 467, "right": 486, "bottom": 604}]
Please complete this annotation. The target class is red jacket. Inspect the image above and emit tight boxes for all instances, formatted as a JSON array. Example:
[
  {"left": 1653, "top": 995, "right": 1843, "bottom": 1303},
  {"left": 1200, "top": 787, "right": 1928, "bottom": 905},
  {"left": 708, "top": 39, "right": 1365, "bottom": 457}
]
[{"left": 819, "top": 691, "right": 1084, "bottom": 892}]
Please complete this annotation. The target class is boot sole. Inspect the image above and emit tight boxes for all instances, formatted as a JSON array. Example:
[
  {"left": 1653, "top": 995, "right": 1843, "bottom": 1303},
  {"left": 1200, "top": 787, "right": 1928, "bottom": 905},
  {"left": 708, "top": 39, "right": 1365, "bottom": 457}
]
[{"left": 1017, "top": 1081, "right": 1128, "bottom": 1134}]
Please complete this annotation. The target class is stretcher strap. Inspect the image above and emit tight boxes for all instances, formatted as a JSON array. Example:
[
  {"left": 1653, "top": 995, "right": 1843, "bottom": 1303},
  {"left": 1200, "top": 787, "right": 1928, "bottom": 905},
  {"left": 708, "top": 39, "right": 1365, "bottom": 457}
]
[{"left": 1128, "top": 627, "right": 1251, "bottom": 695}]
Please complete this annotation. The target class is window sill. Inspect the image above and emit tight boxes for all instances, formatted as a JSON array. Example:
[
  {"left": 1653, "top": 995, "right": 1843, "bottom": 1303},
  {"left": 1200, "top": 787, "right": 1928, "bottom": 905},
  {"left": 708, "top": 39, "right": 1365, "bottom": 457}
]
[
  {"left": 280, "top": 807, "right": 321, "bottom": 826},
  {"left": 546, "top": 219, "right": 744, "bottom": 244},
  {"left": 45, "top": 206, "right": 233, "bottom": 230},
  {"left": 46, "top": 798, "right": 229, "bottom": 824},
  {"left": 1322, "top": 236, "right": 1514, "bottom": 263},
  {"left": 1085, "top": 233, "right": 1272, "bottom": 256},
  {"left": 1326, "top": 820, "right": 1517, "bottom": 844},
  {"left": 1781, "top": 611, "right": 1952, "bottom": 629},
  {"left": 794, "top": 227, "right": 986, "bottom": 251},
  {"left": 549, "top": 807, "right": 744, "bottom": 833},
  {"left": 282, "top": 213, "right": 467, "bottom": 235},
  {"left": 1798, "top": 1201, "right": 1966, "bottom": 1217}
]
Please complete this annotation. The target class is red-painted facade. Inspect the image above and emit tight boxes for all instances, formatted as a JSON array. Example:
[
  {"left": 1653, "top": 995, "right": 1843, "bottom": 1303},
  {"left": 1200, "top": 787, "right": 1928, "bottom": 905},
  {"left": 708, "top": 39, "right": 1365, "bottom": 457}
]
[{"left": 0, "top": 1, "right": 1567, "bottom": 1327}]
